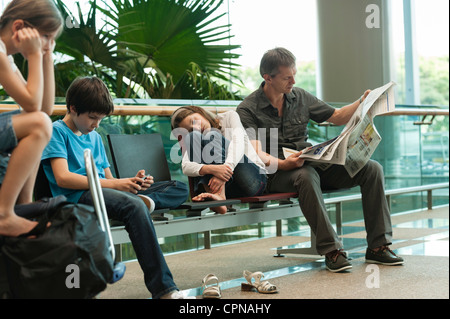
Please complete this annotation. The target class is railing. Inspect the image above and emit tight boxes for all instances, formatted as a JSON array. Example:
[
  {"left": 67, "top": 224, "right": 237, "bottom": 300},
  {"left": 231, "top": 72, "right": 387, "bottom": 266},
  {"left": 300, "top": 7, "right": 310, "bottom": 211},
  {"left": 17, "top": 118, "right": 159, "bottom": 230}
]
[{"left": 1, "top": 101, "right": 449, "bottom": 117}]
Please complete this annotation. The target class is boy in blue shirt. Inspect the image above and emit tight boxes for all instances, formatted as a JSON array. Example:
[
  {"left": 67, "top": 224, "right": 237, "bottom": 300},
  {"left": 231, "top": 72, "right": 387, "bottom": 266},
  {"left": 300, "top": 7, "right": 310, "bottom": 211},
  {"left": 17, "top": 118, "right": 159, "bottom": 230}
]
[{"left": 41, "top": 76, "right": 189, "bottom": 299}]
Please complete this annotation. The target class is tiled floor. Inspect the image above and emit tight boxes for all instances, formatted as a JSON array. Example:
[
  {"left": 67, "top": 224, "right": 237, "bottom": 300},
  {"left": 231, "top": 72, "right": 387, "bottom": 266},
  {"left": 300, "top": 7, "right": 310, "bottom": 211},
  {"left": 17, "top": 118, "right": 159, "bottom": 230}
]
[{"left": 100, "top": 205, "right": 449, "bottom": 299}]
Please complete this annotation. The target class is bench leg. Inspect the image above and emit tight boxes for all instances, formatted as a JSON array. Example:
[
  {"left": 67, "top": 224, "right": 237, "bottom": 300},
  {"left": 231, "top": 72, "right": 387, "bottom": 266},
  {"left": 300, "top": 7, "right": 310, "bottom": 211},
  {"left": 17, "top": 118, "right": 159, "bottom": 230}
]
[
  {"left": 187, "top": 208, "right": 209, "bottom": 217},
  {"left": 427, "top": 190, "right": 433, "bottom": 210},
  {"left": 203, "top": 231, "right": 211, "bottom": 249},
  {"left": 276, "top": 220, "right": 282, "bottom": 237},
  {"left": 114, "top": 244, "right": 122, "bottom": 262},
  {"left": 275, "top": 232, "right": 320, "bottom": 257},
  {"left": 335, "top": 202, "right": 343, "bottom": 235}
]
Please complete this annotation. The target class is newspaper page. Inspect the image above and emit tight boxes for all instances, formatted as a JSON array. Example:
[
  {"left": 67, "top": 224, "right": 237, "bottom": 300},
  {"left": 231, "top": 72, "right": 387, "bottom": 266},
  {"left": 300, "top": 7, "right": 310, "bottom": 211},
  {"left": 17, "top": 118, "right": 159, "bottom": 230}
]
[{"left": 282, "top": 81, "right": 396, "bottom": 176}]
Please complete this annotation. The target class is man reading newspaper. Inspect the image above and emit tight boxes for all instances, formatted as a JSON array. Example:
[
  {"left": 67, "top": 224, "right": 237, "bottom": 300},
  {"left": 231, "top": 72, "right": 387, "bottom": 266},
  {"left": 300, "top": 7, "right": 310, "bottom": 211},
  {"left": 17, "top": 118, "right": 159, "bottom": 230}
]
[
  {"left": 237, "top": 48, "right": 403, "bottom": 272},
  {"left": 283, "top": 81, "right": 396, "bottom": 177}
]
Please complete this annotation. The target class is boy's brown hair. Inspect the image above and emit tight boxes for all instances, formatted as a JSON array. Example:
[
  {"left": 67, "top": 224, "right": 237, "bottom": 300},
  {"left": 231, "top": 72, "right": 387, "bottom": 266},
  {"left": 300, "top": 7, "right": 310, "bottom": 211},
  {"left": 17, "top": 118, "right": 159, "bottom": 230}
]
[{"left": 66, "top": 76, "right": 114, "bottom": 116}]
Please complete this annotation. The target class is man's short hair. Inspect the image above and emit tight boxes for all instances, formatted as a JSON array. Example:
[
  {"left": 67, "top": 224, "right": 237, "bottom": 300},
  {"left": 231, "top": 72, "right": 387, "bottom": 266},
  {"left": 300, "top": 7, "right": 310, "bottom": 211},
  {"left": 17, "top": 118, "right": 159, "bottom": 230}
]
[
  {"left": 259, "top": 47, "right": 296, "bottom": 78},
  {"left": 66, "top": 76, "right": 114, "bottom": 115}
]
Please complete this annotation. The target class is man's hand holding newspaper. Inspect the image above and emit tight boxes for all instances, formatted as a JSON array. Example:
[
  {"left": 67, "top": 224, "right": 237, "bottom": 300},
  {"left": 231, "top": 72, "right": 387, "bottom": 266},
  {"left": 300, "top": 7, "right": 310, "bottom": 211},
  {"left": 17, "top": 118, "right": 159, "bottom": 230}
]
[{"left": 282, "top": 81, "right": 396, "bottom": 177}]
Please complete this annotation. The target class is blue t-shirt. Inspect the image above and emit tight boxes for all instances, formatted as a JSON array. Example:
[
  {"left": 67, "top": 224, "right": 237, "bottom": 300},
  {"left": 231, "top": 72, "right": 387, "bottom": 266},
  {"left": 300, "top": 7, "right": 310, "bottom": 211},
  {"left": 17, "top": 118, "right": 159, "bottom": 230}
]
[{"left": 41, "top": 120, "right": 110, "bottom": 203}]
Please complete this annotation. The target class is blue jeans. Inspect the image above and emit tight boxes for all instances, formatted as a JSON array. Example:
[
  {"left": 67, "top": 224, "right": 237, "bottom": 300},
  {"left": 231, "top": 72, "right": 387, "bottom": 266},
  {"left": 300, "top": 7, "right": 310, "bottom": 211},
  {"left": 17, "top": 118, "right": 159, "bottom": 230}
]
[
  {"left": 78, "top": 180, "right": 188, "bottom": 298},
  {"left": 0, "top": 110, "right": 20, "bottom": 154},
  {"left": 138, "top": 180, "right": 189, "bottom": 209},
  {"left": 0, "top": 110, "right": 20, "bottom": 184},
  {"left": 186, "top": 130, "right": 267, "bottom": 198}
]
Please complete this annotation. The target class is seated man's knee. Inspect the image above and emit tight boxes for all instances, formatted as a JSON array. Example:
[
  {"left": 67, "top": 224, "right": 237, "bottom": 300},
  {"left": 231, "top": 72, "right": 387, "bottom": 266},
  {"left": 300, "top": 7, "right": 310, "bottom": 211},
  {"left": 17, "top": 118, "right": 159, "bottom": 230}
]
[
  {"left": 293, "top": 165, "right": 320, "bottom": 190},
  {"left": 364, "top": 160, "right": 384, "bottom": 179}
]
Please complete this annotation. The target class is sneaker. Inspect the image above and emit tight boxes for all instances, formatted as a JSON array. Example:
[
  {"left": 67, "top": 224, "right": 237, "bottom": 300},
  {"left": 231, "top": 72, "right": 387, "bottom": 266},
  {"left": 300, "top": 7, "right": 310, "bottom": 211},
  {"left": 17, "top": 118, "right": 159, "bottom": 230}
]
[
  {"left": 137, "top": 194, "right": 155, "bottom": 213},
  {"left": 365, "top": 246, "right": 404, "bottom": 265},
  {"left": 325, "top": 249, "right": 352, "bottom": 272}
]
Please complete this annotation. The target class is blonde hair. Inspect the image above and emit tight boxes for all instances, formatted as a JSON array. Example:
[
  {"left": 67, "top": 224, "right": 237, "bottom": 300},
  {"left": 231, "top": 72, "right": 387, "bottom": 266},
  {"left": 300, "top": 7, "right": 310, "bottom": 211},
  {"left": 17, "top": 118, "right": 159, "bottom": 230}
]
[{"left": 0, "top": 0, "right": 63, "bottom": 34}]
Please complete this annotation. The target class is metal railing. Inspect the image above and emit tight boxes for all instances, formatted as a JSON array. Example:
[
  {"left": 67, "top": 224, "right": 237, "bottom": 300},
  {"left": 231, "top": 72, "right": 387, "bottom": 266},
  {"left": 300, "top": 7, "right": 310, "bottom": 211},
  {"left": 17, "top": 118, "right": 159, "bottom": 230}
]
[{"left": 1, "top": 102, "right": 449, "bottom": 117}]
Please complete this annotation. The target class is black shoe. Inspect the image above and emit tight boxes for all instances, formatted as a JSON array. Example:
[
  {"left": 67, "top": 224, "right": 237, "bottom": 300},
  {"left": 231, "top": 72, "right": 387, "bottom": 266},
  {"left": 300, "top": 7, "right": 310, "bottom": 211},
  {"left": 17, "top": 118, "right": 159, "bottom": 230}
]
[
  {"left": 325, "top": 249, "right": 352, "bottom": 272},
  {"left": 365, "top": 246, "right": 404, "bottom": 265}
]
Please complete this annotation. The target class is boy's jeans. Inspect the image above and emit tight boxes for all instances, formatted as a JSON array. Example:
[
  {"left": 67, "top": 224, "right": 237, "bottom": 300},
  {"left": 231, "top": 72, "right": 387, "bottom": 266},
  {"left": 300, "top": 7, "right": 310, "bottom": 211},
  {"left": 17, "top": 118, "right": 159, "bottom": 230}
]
[
  {"left": 78, "top": 180, "right": 188, "bottom": 298},
  {"left": 139, "top": 180, "right": 189, "bottom": 209}
]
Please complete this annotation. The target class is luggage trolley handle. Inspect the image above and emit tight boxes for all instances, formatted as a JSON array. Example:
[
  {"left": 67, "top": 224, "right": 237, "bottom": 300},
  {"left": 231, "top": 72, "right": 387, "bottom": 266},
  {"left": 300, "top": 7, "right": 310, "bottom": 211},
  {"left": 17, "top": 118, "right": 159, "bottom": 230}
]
[
  {"left": 84, "top": 149, "right": 125, "bottom": 284},
  {"left": 83, "top": 149, "right": 116, "bottom": 261}
]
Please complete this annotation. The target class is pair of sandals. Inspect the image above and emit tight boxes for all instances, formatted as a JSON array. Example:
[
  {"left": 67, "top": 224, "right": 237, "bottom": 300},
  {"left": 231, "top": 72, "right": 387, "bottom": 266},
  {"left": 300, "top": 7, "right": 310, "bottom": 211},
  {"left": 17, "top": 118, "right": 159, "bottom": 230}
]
[{"left": 201, "top": 271, "right": 278, "bottom": 299}]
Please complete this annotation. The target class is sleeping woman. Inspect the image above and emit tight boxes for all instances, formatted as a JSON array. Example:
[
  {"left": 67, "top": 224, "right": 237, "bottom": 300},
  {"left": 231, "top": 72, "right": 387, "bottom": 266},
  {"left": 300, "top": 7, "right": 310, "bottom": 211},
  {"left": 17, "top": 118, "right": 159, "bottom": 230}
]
[{"left": 171, "top": 106, "right": 267, "bottom": 214}]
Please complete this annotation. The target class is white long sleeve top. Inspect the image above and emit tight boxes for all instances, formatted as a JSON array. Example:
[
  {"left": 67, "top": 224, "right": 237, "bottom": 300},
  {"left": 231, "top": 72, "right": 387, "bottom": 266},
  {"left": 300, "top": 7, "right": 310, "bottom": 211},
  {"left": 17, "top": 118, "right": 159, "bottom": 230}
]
[
  {"left": 181, "top": 110, "right": 267, "bottom": 177},
  {"left": 0, "top": 39, "right": 18, "bottom": 72}
]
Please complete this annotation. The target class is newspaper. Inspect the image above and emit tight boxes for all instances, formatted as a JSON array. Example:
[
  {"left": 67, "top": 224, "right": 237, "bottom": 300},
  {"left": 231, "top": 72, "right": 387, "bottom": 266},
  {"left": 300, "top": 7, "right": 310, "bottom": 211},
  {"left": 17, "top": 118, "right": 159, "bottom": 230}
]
[{"left": 283, "top": 81, "right": 396, "bottom": 177}]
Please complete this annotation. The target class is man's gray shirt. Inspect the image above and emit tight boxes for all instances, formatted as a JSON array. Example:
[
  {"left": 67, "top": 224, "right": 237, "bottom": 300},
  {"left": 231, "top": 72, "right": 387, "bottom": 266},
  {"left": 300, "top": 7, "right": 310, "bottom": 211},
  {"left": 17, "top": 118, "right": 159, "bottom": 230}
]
[{"left": 237, "top": 82, "right": 335, "bottom": 159}]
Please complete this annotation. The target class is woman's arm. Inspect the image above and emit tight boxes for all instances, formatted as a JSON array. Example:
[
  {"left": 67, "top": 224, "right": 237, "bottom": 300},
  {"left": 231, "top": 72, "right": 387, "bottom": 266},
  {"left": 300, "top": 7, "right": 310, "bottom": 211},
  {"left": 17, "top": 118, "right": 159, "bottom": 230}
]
[
  {"left": 41, "top": 45, "right": 55, "bottom": 115},
  {"left": 2, "top": 28, "right": 44, "bottom": 112}
]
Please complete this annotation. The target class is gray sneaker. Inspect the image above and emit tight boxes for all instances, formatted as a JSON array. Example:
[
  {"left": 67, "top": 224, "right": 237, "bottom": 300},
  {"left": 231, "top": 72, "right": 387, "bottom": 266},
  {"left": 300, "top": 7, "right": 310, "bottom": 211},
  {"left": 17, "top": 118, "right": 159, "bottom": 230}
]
[
  {"left": 325, "top": 249, "right": 352, "bottom": 272},
  {"left": 365, "top": 246, "right": 404, "bottom": 265}
]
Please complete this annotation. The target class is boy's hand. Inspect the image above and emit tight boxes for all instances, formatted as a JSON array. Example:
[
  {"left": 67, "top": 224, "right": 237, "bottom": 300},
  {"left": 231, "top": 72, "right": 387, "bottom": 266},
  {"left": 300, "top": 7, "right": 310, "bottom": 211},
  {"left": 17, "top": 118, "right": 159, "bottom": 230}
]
[
  {"left": 135, "top": 170, "right": 154, "bottom": 190},
  {"left": 112, "top": 177, "right": 146, "bottom": 194},
  {"left": 139, "top": 175, "right": 154, "bottom": 190}
]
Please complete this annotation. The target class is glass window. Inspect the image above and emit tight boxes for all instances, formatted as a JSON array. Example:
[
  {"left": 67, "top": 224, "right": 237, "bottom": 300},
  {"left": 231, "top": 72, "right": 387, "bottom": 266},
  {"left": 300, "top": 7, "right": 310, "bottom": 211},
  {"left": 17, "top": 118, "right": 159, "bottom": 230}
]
[
  {"left": 391, "top": 0, "right": 449, "bottom": 106},
  {"left": 225, "top": 0, "right": 318, "bottom": 96},
  {"left": 415, "top": 0, "right": 449, "bottom": 106}
]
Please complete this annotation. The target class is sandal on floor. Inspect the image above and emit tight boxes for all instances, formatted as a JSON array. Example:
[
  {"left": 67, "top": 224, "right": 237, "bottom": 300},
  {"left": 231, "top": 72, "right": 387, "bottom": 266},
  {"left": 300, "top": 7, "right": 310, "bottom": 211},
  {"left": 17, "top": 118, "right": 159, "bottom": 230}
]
[
  {"left": 201, "top": 274, "right": 221, "bottom": 299},
  {"left": 241, "top": 270, "right": 278, "bottom": 294}
]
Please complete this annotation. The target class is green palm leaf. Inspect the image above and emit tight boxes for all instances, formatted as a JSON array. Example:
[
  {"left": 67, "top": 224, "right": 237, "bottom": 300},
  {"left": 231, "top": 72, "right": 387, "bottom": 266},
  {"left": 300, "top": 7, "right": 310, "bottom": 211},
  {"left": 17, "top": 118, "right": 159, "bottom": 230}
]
[
  {"left": 103, "top": 0, "right": 240, "bottom": 82},
  {"left": 53, "top": 0, "right": 241, "bottom": 99}
]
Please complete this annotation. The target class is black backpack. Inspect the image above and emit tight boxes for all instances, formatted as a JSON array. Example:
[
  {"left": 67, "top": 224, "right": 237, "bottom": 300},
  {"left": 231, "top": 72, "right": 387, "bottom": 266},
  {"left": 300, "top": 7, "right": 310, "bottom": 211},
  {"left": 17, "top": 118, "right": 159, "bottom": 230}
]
[{"left": 1, "top": 202, "right": 115, "bottom": 299}]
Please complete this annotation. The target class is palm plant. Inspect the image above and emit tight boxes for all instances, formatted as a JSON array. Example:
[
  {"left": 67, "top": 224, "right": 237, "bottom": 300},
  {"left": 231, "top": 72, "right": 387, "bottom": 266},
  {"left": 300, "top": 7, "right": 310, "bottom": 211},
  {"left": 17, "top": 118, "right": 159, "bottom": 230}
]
[
  {"left": 53, "top": 0, "right": 131, "bottom": 96},
  {"left": 53, "top": 0, "right": 242, "bottom": 99}
]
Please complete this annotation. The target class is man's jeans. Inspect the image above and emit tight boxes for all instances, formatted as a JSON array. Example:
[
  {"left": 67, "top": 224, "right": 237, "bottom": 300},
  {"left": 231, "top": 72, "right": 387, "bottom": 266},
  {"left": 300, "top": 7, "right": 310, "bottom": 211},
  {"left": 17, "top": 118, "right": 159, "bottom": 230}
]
[
  {"left": 267, "top": 160, "right": 392, "bottom": 255},
  {"left": 78, "top": 180, "right": 188, "bottom": 298},
  {"left": 186, "top": 130, "right": 267, "bottom": 198}
]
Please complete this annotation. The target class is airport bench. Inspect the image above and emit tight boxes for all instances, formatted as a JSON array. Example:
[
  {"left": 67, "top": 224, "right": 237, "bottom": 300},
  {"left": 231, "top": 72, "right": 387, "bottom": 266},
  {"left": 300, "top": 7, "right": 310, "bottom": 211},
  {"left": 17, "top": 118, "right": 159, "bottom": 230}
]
[
  {"left": 28, "top": 132, "right": 449, "bottom": 262},
  {"left": 106, "top": 133, "right": 347, "bottom": 259},
  {"left": 107, "top": 133, "right": 449, "bottom": 260}
]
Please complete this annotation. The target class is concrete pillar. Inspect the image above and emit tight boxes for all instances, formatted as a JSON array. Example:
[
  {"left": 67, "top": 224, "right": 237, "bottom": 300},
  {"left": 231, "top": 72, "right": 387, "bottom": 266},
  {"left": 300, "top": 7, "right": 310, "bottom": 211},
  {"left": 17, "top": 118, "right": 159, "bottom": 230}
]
[{"left": 316, "top": 0, "right": 394, "bottom": 102}]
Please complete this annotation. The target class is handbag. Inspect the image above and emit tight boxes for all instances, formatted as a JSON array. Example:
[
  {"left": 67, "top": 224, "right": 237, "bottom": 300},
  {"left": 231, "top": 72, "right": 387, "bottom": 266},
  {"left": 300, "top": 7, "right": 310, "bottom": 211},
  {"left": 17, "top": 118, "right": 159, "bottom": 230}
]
[{"left": 1, "top": 202, "right": 114, "bottom": 299}]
